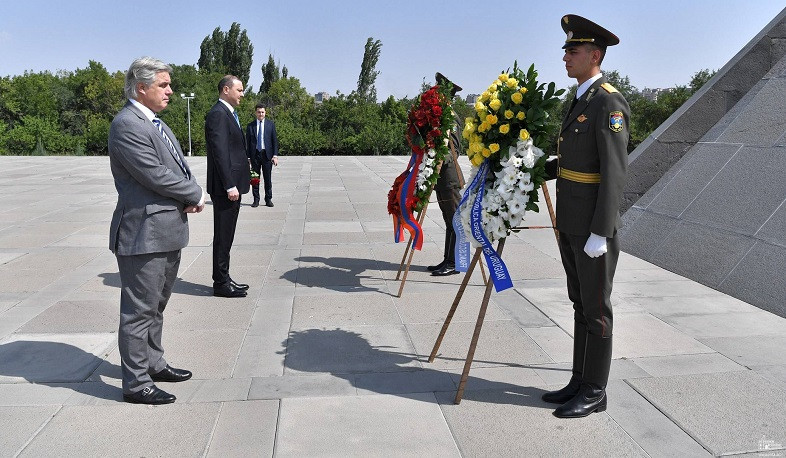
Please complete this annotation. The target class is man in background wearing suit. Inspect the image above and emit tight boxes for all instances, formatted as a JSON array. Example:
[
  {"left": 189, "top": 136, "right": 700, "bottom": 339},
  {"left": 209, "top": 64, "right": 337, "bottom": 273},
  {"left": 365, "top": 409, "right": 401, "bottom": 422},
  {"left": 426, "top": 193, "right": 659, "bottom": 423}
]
[
  {"left": 205, "top": 75, "right": 251, "bottom": 298},
  {"left": 109, "top": 57, "right": 205, "bottom": 405},
  {"left": 246, "top": 103, "right": 280, "bottom": 207},
  {"left": 541, "top": 15, "right": 630, "bottom": 418}
]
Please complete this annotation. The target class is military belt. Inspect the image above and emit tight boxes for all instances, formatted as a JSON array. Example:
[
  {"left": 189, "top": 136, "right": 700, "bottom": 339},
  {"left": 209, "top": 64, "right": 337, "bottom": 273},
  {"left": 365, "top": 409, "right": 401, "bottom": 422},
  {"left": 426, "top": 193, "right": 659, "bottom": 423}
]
[{"left": 558, "top": 167, "right": 601, "bottom": 184}]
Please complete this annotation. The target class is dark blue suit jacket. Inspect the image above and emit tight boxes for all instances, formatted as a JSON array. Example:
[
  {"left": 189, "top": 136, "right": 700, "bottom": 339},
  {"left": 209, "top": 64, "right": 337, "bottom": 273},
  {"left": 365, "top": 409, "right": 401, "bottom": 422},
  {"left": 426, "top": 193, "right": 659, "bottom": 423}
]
[{"left": 205, "top": 101, "right": 250, "bottom": 195}]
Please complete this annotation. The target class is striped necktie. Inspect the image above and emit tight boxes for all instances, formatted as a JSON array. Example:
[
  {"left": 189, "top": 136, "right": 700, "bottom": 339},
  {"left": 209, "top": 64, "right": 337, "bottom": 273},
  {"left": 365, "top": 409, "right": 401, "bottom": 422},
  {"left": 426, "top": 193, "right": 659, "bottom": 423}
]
[{"left": 152, "top": 118, "right": 188, "bottom": 178}]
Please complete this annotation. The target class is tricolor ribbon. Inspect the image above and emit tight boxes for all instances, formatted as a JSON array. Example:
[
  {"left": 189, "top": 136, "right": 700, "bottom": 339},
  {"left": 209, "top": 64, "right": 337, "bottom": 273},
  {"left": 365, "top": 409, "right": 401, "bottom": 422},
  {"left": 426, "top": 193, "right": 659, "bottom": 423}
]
[
  {"left": 392, "top": 153, "right": 424, "bottom": 250},
  {"left": 453, "top": 159, "right": 513, "bottom": 292}
]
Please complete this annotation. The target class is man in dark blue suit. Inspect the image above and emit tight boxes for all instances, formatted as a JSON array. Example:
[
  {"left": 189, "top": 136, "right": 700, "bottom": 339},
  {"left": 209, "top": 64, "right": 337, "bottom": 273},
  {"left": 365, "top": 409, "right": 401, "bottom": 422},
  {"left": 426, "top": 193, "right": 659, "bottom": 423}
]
[
  {"left": 245, "top": 103, "right": 280, "bottom": 207},
  {"left": 205, "top": 75, "right": 251, "bottom": 297}
]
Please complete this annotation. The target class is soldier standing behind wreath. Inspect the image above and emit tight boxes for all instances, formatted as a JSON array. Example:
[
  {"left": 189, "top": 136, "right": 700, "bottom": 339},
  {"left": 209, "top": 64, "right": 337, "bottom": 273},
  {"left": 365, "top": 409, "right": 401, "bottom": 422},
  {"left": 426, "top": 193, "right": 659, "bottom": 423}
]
[
  {"left": 427, "top": 72, "right": 466, "bottom": 277},
  {"left": 542, "top": 14, "right": 630, "bottom": 418}
]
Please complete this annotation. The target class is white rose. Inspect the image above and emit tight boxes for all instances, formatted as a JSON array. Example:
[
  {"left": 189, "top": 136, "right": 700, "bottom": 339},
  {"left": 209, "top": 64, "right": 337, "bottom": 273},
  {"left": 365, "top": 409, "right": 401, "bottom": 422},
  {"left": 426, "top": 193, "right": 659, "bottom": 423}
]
[
  {"left": 532, "top": 145, "right": 544, "bottom": 158},
  {"left": 522, "top": 149, "right": 536, "bottom": 168},
  {"left": 496, "top": 185, "right": 513, "bottom": 201}
]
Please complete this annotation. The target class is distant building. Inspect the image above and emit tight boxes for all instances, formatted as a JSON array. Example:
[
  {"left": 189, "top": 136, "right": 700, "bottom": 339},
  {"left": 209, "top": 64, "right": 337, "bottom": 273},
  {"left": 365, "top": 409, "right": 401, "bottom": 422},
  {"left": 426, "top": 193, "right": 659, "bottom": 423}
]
[
  {"left": 640, "top": 87, "right": 672, "bottom": 102},
  {"left": 465, "top": 93, "right": 479, "bottom": 104},
  {"left": 315, "top": 92, "right": 330, "bottom": 104}
]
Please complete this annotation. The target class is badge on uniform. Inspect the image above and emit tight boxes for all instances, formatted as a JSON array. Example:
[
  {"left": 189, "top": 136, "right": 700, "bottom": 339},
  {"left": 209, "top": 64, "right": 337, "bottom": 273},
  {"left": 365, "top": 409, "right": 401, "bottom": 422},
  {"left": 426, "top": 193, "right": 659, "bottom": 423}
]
[
  {"left": 609, "top": 111, "right": 624, "bottom": 132},
  {"left": 577, "top": 114, "right": 587, "bottom": 123}
]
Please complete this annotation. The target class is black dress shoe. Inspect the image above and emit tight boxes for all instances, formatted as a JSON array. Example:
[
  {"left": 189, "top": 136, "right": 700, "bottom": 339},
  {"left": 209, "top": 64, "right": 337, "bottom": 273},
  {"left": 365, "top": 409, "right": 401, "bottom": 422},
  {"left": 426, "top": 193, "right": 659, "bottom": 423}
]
[
  {"left": 213, "top": 283, "right": 247, "bottom": 298},
  {"left": 123, "top": 385, "right": 176, "bottom": 405},
  {"left": 265, "top": 200, "right": 274, "bottom": 207},
  {"left": 553, "top": 383, "right": 607, "bottom": 418},
  {"left": 427, "top": 260, "right": 447, "bottom": 272},
  {"left": 229, "top": 280, "right": 249, "bottom": 291},
  {"left": 151, "top": 365, "right": 192, "bottom": 383},
  {"left": 251, "top": 200, "right": 259, "bottom": 207},
  {"left": 432, "top": 264, "right": 458, "bottom": 276},
  {"left": 542, "top": 374, "right": 582, "bottom": 404}
]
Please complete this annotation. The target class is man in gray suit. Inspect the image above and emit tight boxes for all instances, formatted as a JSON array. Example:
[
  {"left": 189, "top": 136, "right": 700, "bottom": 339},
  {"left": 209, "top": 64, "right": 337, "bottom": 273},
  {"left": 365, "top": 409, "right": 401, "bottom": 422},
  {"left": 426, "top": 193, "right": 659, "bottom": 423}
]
[{"left": 109, "top": 57, "right": 205, "bottom": 405}]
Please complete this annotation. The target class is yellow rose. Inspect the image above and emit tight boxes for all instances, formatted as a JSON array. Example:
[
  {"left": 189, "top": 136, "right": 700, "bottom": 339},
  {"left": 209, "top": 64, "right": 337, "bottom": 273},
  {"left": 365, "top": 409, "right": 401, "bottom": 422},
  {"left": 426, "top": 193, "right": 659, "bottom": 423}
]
[
  {"left": 493, "top": 79, "right": 502, "bottom": 87},
  {"left": 474, "top": 101, "right": 485, "bottom": 112},
  {"left": 498, "top": 73, "right": 509, "bottom": 82},
  {"left": 511, "top": 92, "right": 523, "bottom": 104},
  {"left": 476, "top": 122, "right": 488, "bottom": 133},
  {"left": 470, "top": 141, "right": 483, "bottom": 153},
  {"left": 480, "top": 91, "right": 490, "bottom": 102},
  {"left": 499, "top": 124, "right": 510, "bottom": 134},
  {"left": 504, "top": 110, "right": 514, "bottom": 119},
  {"left": 462, "top": 122, "right": 475, "bottom": 139},
  {"left": 485, "top": 114, "right": 498, "bottom": 125},
  {"left": 489, "top": 143, "right": 500, "bottom": 153},
  {"left": 488, "top": 83, "right": 498, "bottom": 92},
  {"left": 516, "top": 111, "right": 526, "bottom": 120},
  {"left": 489, "top": 98, "right": 502, "bottom": 111},
  {"left": 465, "top": 117, "right": 475, "bottom": 125},
  {"left": 505, "top": 78, "right": 518, "bottom": 89},
  {"left": 471, "top": 155, "right": 484, "bottom": 166},
  {"left": 519, "top": 129, "right": 530, "bottom": 141},
  {"left": 519, "top": 87, "right": 528, "bottom": 94},
  {"left": 481, "top": 148, "right": 491, "bottom": 158}
]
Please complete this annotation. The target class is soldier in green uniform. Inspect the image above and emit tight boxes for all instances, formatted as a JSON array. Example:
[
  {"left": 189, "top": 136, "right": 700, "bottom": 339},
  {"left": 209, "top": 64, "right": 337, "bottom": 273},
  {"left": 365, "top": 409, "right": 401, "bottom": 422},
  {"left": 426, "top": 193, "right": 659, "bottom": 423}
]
[
  {"left": 542, "top": 14, "right": 630, "bottom": 418},
  {"left": 428, "top": 72, "right": 465, "bottom": 277}
]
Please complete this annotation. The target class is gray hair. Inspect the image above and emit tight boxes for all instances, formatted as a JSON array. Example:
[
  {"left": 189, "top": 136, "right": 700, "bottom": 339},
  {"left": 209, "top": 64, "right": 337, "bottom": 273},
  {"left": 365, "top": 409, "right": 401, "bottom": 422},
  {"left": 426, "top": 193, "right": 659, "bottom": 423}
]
[{"left": 124, "top": 57, "right": 173, "bottom": 100}]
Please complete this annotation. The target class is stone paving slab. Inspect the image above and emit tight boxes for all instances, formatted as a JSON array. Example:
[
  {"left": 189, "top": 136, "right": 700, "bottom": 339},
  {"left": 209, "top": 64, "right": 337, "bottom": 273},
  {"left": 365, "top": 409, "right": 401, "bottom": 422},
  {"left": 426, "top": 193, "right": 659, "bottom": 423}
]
[
  {"left": 628, "top": 371, "right": 786, "bottom": 456},
  {"left": 605, "top": 380, "right": 712, "bottom": 457},
  {"left": 0, "top": 333, "right": 115, "bottom": 383},
  {"left": 0, "top": 406, "right": 60, "bottom": 454},
  {"left": 436, "top": 388, "right": 648, "bottom": 457},
  {"left": 277, "top": 393, "right": 461, "bottom": 457},
  {"left": 19, "top": 403, "right": 220, "bottom": 457},
  {"left": 206, "top": 400, "right": 278, "bottom": 457}
]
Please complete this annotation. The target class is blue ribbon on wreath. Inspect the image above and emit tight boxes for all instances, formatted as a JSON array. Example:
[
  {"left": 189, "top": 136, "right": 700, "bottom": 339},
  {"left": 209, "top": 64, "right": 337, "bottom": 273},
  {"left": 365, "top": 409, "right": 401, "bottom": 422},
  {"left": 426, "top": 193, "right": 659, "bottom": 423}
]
[{"left": 452, "top": 159, "right": 513, "bottom": 292}]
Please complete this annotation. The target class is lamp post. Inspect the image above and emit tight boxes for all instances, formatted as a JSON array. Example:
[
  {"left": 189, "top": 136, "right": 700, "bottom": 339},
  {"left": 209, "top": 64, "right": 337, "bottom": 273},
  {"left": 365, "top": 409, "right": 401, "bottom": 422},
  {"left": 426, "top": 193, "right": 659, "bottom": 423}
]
[{"left": 180, "top": 93, "right": 195, "bottom": 156}]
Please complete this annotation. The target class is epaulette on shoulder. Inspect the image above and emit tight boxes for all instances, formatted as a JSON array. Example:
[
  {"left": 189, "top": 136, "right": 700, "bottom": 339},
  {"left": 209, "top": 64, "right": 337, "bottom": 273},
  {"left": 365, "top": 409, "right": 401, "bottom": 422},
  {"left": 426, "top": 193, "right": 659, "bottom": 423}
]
[{"left": 601, "top": 83, "right": 618, "bottom": 94}]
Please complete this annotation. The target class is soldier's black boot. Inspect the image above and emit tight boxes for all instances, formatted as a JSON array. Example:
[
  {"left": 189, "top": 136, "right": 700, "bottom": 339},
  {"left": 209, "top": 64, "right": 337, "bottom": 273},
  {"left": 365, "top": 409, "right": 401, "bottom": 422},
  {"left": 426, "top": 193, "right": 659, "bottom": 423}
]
[
  {"left": 553, "top": 334, "right": 612, "bottom": 418},
  {"left": 542, "top": 323, "right": 587, "bottom": 404}
]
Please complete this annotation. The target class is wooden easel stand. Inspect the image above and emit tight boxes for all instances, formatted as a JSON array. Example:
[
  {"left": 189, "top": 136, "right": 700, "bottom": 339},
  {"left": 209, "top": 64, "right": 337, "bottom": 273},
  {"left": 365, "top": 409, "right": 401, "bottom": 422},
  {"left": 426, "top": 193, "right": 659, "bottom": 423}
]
[{"left": 427, "top": 183, "right": 559, "bottom": 403}]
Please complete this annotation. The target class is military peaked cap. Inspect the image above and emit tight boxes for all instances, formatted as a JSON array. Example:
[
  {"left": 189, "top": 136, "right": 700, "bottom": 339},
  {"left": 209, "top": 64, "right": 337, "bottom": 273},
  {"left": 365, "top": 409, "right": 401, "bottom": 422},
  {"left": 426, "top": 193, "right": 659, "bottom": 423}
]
[
  {"left": 435, "top": 72, "right": 462, "bottom": 96},
  {"left": 561, "top": 14, "right": 619, "bottom": 49}
]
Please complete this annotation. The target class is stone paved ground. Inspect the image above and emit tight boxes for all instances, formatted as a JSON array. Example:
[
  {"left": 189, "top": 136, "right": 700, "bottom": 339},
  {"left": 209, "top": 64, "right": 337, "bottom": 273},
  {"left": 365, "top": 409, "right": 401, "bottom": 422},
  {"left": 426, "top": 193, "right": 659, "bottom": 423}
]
[{"left": 0, "top": 156, "right": 784, "bottom": 457}]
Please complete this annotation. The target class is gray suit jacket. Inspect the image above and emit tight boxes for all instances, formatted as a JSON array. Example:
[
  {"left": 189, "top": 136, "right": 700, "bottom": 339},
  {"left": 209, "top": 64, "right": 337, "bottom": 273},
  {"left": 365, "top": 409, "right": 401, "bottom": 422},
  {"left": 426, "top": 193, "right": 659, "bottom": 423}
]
[{"left": 108, "top": 101, "right": 203, "bottom": 256}]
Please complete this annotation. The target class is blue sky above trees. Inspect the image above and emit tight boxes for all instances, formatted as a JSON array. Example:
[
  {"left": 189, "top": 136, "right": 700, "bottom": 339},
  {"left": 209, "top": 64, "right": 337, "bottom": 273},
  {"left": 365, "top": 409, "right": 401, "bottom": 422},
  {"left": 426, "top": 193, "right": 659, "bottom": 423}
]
[{"left": 1, "top": 1, "right": 783, "bottom": 98}]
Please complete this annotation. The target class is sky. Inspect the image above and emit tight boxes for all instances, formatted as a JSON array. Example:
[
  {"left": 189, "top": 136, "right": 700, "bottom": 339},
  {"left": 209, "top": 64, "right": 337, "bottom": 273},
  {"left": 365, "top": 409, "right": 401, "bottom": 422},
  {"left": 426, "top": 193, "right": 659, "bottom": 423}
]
[{"left": 1, "top": 1, "right": 784, "bottom": 100}]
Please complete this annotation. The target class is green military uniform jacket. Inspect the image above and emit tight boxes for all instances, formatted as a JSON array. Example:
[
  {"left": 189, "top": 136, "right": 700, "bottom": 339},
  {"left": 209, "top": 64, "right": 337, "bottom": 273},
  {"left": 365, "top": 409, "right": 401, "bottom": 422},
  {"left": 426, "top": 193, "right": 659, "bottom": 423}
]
[{"left": 546, "top": 76, "right": 630, "bottom": 237}]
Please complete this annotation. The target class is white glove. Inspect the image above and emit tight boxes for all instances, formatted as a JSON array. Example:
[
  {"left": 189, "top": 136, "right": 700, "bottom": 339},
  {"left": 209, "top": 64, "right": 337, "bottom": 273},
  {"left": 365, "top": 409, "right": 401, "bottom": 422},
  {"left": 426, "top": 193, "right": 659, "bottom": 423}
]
[{"left": 583, "top": 233, "right": 607, "bottom": 258}]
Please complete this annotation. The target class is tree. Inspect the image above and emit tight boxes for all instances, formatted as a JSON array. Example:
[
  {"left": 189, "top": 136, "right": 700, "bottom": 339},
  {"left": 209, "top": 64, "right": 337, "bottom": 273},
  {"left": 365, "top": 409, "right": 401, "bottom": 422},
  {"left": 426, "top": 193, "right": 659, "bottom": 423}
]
[
  {"left": 259, "top": 54, "right": 281, "bottom": 94},
  {"left": 197, "top": 23, "right": 253, "bottom": 85},
  {"left": 356, "top": 37, "right": 382, "bottom": 103},
  {"left": 689, "top": 68, "right": 716, "bottom": 92}
]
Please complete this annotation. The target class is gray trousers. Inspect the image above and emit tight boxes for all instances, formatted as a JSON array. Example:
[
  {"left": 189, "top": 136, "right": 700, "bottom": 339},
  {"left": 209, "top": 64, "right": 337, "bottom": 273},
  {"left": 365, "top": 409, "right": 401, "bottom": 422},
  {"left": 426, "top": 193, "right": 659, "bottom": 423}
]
[{"left": 116, "top": 250, "right": 180, "bottom": 394}]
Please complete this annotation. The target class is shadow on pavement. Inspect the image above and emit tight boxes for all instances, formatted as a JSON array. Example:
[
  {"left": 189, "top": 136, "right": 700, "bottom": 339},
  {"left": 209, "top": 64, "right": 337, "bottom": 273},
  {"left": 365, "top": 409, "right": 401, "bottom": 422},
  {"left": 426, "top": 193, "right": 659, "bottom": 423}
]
[
  {"left": 279, "top": 256, "right": 409, "bottom": 293},
  {"left": 0, "top": 340, "right": 121, "bottom": 401},
  {"left": 282, "top": 328, "right": 552, "bottom": 408},
  {"left": 99, "top": 272, "right": 213, "bottom": 296}
]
